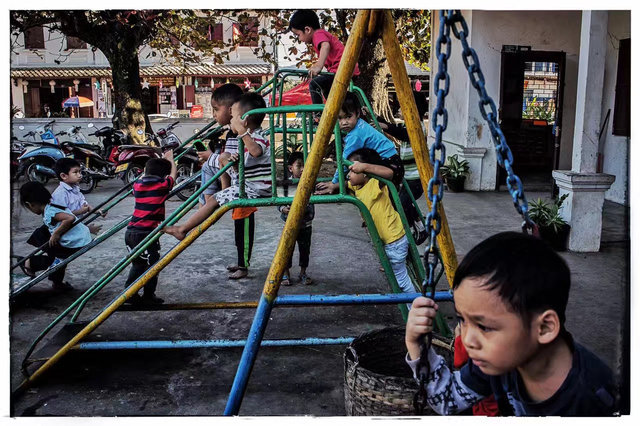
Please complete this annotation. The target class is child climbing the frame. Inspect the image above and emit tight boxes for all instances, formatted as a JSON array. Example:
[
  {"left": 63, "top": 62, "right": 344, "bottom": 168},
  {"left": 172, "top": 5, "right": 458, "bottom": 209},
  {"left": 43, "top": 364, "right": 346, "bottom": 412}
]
[
  {"left": 288, "top": 10, "right": 360, "bottom": 107},
  {"left": 124, "top": 150, "right": 177, "bottom": 305},
  {"left": 346, "top": 148, "right": 415, "bottom": 305},
  {"left": 405, "top": 232, "right": 617, "bottom": 416},
  {"left": 315, "top": 91, "right": 403, "bottom": 195},
  {"left": 205, "top": 83, "right": 259, "bottom": 279},
  {"left": 278, "top": 151, "right": 314, "bottom": 286},
  {"left": 19, "top": 181, "right": 102, "bottom": 291},
  {"left": 164, "top": 92, "right": 270, "bottom": 241}
]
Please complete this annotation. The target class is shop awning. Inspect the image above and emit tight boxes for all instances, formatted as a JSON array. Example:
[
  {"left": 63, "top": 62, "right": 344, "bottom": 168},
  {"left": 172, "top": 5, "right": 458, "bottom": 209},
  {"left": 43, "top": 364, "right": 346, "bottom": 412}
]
[{"left": 11, "top": 63, "right": 272, "bottom": 79}]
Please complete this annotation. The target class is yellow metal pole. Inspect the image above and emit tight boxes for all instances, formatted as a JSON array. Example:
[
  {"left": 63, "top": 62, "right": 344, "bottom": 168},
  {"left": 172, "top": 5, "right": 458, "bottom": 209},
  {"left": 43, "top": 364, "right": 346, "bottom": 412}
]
[
  {"left": 263, "top": 10, "right": 371, "bottom": 300},
  {"left": 14, "top": 204, "right": 232, "bottom": 394},
  {"left": 380, "top": 10, "right": 458, "bottom": 287}
]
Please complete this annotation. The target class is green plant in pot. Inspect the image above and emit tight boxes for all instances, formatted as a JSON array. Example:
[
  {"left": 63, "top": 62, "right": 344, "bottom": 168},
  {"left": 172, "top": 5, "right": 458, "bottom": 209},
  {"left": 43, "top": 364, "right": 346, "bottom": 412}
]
[
  {"left": 528, "top": 194, "right": 571, "bottom": 251},
  {"left": 441, "top": 154, "right": 470, "bottom": 192}
]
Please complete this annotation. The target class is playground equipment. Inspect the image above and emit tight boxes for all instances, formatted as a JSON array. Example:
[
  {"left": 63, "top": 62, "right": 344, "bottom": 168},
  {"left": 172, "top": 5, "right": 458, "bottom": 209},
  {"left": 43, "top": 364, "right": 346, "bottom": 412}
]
[{"left": 12, "top": 10, "right": 533, "bottom": 417}]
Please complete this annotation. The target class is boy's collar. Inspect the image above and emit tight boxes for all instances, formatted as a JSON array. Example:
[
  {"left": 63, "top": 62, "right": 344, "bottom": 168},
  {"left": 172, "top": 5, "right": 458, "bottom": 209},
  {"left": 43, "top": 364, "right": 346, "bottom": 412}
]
[{"left": 60, "top": 181, "right": 80, "bottom": 192}]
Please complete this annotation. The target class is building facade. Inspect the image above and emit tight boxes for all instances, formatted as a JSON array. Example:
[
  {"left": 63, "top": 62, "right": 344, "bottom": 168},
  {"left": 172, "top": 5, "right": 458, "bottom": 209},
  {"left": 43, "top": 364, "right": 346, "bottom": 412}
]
[
  {"left": 11, "top": 16, "right": 274, "bottom": 120},
  {"left": 428, "top": 10, "right": 630, "bottom": 251}
]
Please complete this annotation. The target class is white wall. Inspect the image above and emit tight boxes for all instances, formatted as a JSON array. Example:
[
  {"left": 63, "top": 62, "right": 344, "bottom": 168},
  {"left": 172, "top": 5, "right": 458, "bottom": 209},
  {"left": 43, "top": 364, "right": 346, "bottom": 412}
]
[
  {"left": 600, "top": 11, "right": 630, "bottom": 205},
  {"left": 430, "top": 11, "right": 582, "bottom": 190}
]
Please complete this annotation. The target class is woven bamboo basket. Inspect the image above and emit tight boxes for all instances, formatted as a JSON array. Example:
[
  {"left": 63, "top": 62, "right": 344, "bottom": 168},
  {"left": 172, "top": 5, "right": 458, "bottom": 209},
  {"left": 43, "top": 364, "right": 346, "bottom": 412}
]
[{"left": 344, "top": 326, "right": 453, "bottom": 416}]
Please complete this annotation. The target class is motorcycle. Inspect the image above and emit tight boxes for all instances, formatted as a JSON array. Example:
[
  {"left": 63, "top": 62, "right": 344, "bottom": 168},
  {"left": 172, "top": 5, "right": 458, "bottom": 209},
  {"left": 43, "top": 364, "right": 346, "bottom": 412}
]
[
  {"left": 16, "top": 140, "right": 66, "bottom": 185},
  {"left": 114, "top": 122, "right": 199, "bottom": 200}
]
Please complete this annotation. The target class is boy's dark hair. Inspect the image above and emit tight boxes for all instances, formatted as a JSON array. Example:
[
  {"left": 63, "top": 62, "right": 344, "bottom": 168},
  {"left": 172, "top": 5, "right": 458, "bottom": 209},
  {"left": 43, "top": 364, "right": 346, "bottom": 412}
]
[
  {"left": 234, "top": 92, "right": 266, "bottom": 128},
  {"left": 340, "top": 92, "right": 362, "bottom": 117},
  {"left": 347, "top": 147, "right": 384, "bottom": 166},
  {"left": 289, "top": 10, "right": 321, "bottom": 31},
  {"left": 453, "top": 231, "right": 571, "bottom": 327},
  {"left": 287, "top": 151, "right": 304, "bottom": 166},
  {"left": 54, "top": 158, "right": 81, "bottom": 180},
  {"left": 145, "top": 158, "right": 172, "bottom": 178},
  {"left": 20, "top": 181, "right": 51, "bottom": 208},
  {"left": 212, "top": 83, "right": 244, "bottom": 106}
]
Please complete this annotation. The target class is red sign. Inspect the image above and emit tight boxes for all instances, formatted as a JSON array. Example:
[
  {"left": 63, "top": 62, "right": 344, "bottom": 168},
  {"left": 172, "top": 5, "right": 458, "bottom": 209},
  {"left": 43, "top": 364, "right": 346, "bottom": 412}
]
[{"left": 190, "top": 105, "right": 204, "bottom": 118}]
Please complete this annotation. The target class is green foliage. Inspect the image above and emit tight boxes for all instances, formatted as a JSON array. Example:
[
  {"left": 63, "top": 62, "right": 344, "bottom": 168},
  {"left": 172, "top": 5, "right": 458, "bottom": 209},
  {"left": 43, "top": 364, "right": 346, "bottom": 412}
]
[
  {"left": 528, "top": 194, "right": 568, "bottom": 233},
  {"left": 440, "top": 154, "right": 470, "bottom": 180},
  {"left": 523, "top": 97, "right": 556, "bottom": 122}
]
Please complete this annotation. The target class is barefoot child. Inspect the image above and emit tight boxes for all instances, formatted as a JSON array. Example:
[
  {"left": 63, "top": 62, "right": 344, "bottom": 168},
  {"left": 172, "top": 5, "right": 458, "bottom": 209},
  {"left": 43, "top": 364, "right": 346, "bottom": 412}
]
[
  {"left": 19, "top": 181, "right": 101, "bottom": 291},
  {"left": 405, "top": 232, "right": 617, "bottom": 416},
  {"left": 210, "top": 84, "right": 259, "bottom": 280},
  {"left": 346, "top": 148, "right": 415, "bottom": 304},
  {"left": 124, "top": 150, "right": 177, "bottom": 305},
  {"left": 164, "top": 92, "right": 270, "bottom": 242},
  {"left": 278, "top": 152, "right": 314, "bottom": 286}
]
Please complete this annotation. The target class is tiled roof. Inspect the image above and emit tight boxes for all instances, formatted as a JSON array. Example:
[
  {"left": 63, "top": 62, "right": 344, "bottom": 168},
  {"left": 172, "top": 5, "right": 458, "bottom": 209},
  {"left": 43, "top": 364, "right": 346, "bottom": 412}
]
[{"left": 11, "top": 63, "right": 272, "bottom": 79}]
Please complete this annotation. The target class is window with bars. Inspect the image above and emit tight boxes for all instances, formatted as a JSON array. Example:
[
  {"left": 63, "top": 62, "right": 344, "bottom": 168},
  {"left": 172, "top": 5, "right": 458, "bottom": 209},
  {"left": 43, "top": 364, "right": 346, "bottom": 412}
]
[{"left": 24, "top": 26, "right": 45, "bottom": 49}]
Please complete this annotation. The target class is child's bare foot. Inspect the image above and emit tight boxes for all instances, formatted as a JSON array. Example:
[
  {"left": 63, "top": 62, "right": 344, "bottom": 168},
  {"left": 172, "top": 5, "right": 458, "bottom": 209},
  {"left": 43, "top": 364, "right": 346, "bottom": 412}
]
[
  {"left": 229, "top": 268, "right": 248, "bottom": 280},
  {"left": 164, "top": 225, "right": 186, "bottom": 240},
  {"left": 280, "top": 274, "right": 291, "bottom": 286}
]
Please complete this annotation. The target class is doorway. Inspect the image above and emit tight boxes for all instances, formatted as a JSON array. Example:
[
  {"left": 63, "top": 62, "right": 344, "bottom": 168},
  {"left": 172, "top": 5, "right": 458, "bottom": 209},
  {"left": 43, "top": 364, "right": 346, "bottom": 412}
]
[{"left": 498, "top": 48, "right": 566, "bottom": 193}]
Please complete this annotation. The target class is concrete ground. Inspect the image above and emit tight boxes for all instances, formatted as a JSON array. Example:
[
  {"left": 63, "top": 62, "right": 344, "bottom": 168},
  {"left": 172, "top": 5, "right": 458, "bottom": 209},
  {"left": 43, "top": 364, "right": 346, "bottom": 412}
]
[{"left": 8, "top": 175, "right": 629, "bottom": 417}]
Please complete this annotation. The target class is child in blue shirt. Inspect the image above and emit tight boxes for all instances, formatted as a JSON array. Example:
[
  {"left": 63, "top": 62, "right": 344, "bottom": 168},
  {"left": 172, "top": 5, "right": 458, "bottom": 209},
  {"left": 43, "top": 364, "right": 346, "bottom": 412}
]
[
  {"left": 315, "top": 92, "right": 403, "bottom": 194},
  {"left": 405, "top": 232, "right": 617, "bottom": 416},
  {"left": 20, "top": 181, "right": 101, "bottom": 291}
]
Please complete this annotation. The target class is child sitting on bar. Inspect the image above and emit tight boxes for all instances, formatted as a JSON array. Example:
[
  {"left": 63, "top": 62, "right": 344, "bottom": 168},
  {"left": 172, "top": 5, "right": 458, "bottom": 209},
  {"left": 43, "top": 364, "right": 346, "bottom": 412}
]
[
  {"left": 315, "top": 91, "right": 403, "bottom": 195},
  {"left": 164, "top": 92, "right": 271, "bottom": 241},
  {"left": 346, "top": 148, "right": 414, "bottom": 307}
]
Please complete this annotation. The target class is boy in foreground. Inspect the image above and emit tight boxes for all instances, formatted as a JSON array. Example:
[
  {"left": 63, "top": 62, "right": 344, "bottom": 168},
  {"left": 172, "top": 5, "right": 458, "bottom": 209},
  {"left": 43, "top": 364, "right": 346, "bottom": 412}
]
[{"left": 405, "top": 232, "right": 617, "bottom": 416}]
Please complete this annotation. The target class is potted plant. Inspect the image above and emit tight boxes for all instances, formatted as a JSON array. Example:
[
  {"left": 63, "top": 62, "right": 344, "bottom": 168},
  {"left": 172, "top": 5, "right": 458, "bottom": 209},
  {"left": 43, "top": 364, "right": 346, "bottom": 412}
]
[
  {"left": 528, "top": 194, "right": 571, "bottom": 251},
  {"left": 441, "top": 154, "right": 470, "bottom": 192}
]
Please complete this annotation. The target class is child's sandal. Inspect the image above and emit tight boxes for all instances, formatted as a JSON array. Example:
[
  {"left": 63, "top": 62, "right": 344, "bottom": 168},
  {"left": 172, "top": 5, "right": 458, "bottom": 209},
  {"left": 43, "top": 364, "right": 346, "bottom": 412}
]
[{"left": 281, "top": 275, "right": 292, "bottom": 286}]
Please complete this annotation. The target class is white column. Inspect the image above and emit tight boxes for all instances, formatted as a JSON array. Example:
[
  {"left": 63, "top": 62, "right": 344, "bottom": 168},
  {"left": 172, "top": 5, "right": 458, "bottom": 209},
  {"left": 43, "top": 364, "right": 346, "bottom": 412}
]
[
  {"left": 571, "top": 11, "right": 608, "bottom": 173},
  {"left": 457, "top": 147, "right": 487, "bottom": 191},
  {"left": 553, "top": 11, "right": 614, "bottom": 252}
]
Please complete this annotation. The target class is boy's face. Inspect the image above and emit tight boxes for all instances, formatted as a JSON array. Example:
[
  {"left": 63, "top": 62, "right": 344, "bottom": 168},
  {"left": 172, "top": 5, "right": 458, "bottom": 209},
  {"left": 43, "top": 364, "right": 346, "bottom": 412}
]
[
  {"left": 61, "top": 166, "right": 83, "bottom": 185},
  {"left": 230, "top": 102, "right": 248, "bottom": 134},
  {"left": 346, "top": 161, "right": 366, "bottom": 187},
  {"left": 212, "top": 99, "right": 232, "bottom": 126},
  {"left": 338, "top": 110, "right": 359, "bottom": 134},
  {"left": 292, "top": 26, "right": 313, "bottom": 44},
  {"left": 25, "top": 201, "right": 45, "bottom": 215},
  {"left": 288, "top": 158, "right": 304, "bottom": 179},
  {"left": 454, "top": 276, "right": 539, "bottom": 376}
]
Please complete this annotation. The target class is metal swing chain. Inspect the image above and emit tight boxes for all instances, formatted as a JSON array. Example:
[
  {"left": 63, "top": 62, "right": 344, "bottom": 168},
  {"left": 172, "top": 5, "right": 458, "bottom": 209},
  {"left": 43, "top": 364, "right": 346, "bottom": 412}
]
[
  {"left": 413, "top": 10, "right": 537, "bottom": 416},
  {"left": 447, "top": 10, "right": 536, "bottom": 232},
  {"left": 413, "top": 10, "right": 452, "bottom": 415}
]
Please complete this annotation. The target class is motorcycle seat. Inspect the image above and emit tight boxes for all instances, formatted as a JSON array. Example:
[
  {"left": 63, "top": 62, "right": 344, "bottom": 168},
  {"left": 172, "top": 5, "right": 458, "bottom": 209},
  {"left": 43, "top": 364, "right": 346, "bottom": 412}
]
[{"left": 119, "top": 145, "right": 161, "bottom": 151}]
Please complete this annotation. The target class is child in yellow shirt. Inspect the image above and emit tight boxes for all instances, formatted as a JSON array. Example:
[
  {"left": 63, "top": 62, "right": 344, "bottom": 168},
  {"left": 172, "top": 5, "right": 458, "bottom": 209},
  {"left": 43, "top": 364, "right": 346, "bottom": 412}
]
[{"left": 347, "top": 148, "right": 414, "bottom": 302}]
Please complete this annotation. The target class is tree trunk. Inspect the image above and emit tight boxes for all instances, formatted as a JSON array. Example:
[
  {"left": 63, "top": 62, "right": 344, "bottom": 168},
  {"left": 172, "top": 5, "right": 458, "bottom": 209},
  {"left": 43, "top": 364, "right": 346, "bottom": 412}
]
[
  {"left": 104, "top": 42, "right": 150, "bottom": 145},
  {"left": 353, "top": 36, "right": 394, "bottom": 123}
]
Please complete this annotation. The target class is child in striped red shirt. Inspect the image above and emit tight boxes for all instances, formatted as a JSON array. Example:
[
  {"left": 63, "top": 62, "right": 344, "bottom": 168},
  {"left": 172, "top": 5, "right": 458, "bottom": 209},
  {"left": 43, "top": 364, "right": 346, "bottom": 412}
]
[{"left": 124, "top": 150, "right": 177, "bottom": 305}]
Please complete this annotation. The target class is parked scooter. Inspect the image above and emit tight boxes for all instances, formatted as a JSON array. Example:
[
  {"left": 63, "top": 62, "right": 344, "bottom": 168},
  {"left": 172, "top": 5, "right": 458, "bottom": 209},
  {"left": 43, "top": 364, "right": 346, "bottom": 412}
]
[{"left": 16, "top": 140, "right": 66, "bottom": 185}]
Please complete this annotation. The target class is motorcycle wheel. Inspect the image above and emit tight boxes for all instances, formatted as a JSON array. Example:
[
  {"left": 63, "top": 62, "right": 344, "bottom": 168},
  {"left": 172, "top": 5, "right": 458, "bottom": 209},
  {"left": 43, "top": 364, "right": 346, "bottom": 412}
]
[
  {"left": 124, "top": 164, "right": 144, "bottom": 185},
  {"left": 174, "top": 163, "right": 197, "bottom": 201},
  {"left": 79, "top": 170, "right": 97, "bottom": 194},
  {"left": 25, "top": 162, "right": 49, "bottom": 185}
]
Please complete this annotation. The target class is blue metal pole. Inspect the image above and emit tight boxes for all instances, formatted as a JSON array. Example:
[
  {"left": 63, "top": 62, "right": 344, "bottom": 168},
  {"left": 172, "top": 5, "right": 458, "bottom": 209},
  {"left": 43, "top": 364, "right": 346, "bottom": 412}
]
[
  {"left": 74, "top": 337, "right": 354, "bottom": 351},
  {"left": 274, "top": 291, "right": 452, "bottom": 305},
  {"left": 224, "top": 294, "right": 273, "bottom": 415}
]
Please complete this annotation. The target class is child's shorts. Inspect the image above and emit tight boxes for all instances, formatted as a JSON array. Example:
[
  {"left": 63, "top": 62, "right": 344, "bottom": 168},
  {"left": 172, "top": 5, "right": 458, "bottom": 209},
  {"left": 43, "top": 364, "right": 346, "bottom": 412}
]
[{"left": 214, "top": 184, "right": 269, "bottom": 206}]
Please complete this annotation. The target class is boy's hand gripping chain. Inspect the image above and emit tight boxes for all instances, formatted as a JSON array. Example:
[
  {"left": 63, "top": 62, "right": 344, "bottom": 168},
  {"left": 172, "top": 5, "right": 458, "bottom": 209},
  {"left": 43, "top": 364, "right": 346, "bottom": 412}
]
[{"left": 413, "top": 11, "right": 536, "bottom": 415}]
